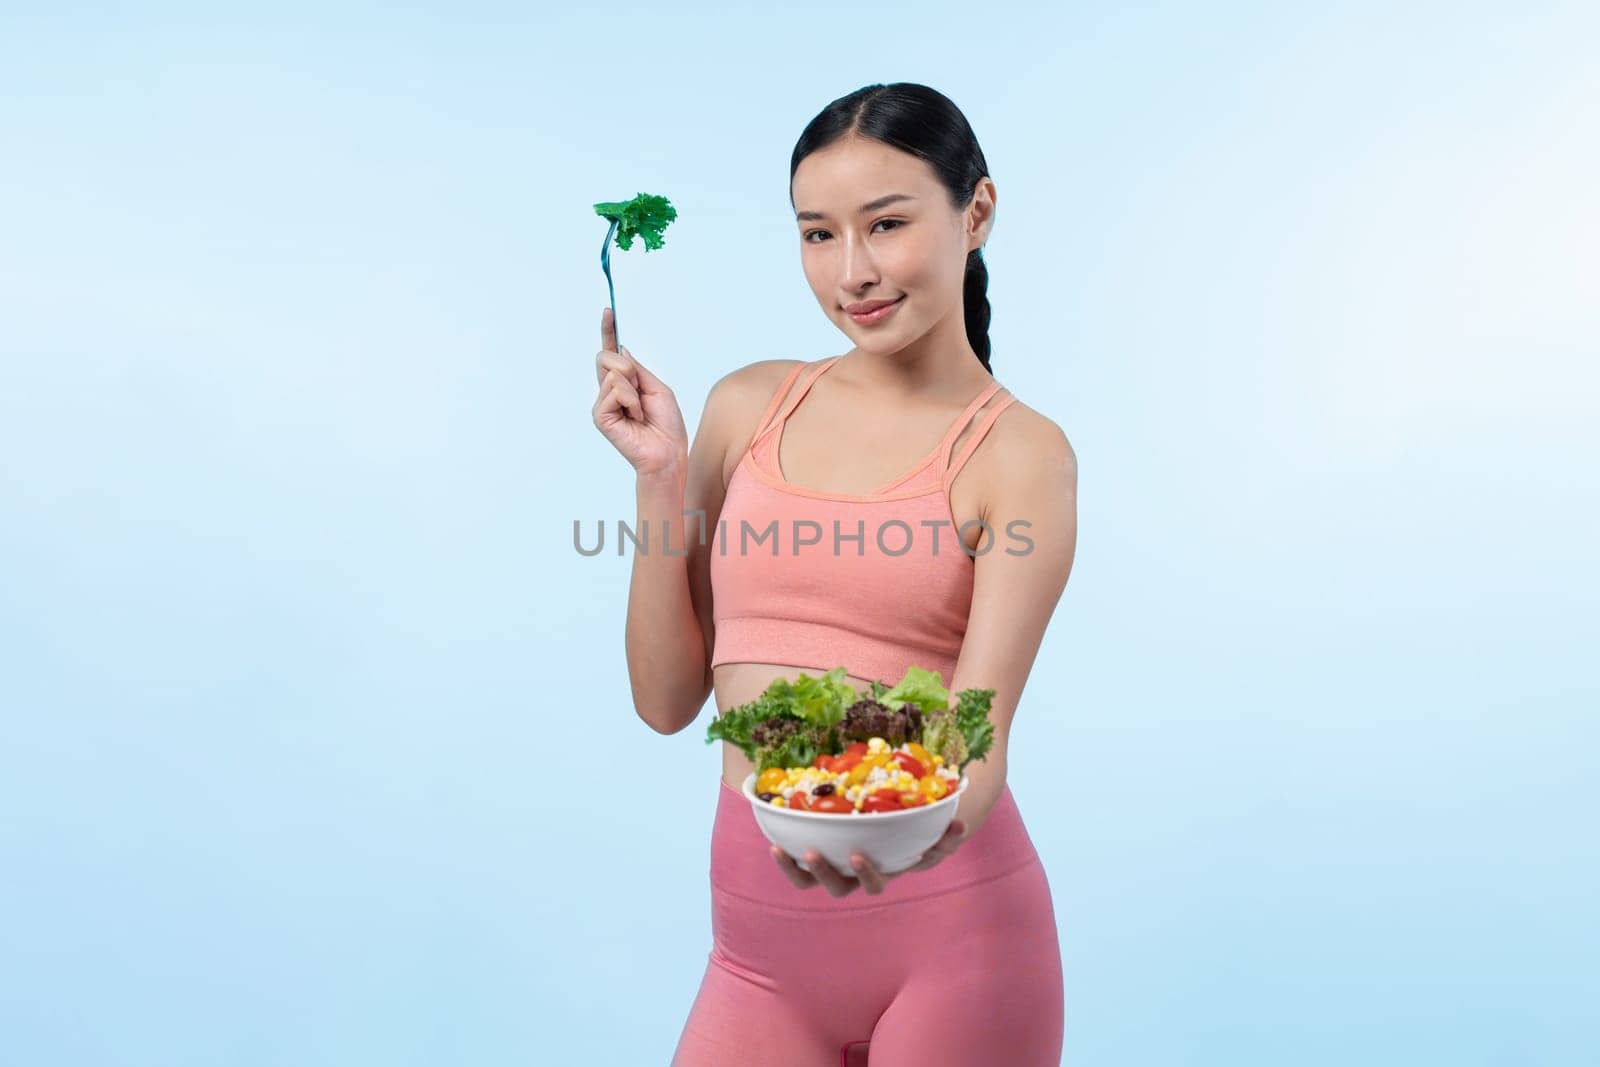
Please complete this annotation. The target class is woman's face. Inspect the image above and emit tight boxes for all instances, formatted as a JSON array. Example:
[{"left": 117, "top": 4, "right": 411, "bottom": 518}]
[{"left": 791, "top": 136, "right": 993, "bottom": 355}]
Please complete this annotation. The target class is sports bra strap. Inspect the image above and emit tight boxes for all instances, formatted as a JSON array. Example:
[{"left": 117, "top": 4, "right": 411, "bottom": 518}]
[
  {"left": 767, "top": 357, "right": 840, "bottom": 432},
  {"left": 936, "top": 381, "right": 1005, "bottom": 471},
  {"left": 943, "top": 390, "right": 1018, "bottom": 483},
  {"left": 752, "top": 360, "right": 815, "bottom": 438},
  {"left": 754, "top": 358, "right": 1010, "bottom": 481}
]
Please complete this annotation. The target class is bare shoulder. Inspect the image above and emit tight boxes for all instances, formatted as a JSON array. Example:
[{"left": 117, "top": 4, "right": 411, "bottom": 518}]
[
  {"left": 696, "top": 358, "right": 809, "bottom": 488},
  {"left": 708, "top": 358, "right": 807, "bottom": 406},
  {"left": 992, "top": 394, "right": 1075, "bottom": 463},
  {"left": 982, "top": 394, "right": 1078, "bottom": 487},
  {"left": 701, "top": 358, "right": 805, "bottom": 436}
]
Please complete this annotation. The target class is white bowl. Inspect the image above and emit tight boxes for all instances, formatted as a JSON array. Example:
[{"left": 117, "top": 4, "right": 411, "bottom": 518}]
[{"left": 741, "top": 771, "right": 967, "bottom": 877}]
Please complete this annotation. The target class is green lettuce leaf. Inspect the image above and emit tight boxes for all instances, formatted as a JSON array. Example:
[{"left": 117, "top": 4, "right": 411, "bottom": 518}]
[
  {"left": 705, "top": 667, "right": 854, "bottom": 761},
  {"left": 921, "top": 709, "right": 968, "bottom": 768},
  {"left": 706, "top": 665, "right": 995, "bottom": 773},
  {"left": 878, "top": 665, "right": 950, "bottom": 716},
  {"left": 919, "top": 686, "right": 997, "bottom": 770},
  {"left": 787, "top": 667, "right": 855, "bottom": 730},
  {"left": 704, "top": 686, "right": 794, "bottom": 757}
]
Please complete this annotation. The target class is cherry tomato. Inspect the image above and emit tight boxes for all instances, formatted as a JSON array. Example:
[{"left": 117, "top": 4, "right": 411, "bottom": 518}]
[
  {"left": 861, "top": 790, "right": 905, "bottom": 813},
  {"left": 833, "top": 750, "right": 864, "bottom": 772},
  {"left": 757, "top": 768, "right": 788, "bottom": 795},
  {"left": 891, "top": 752, "right": 926, "bottom": 779},
  {"left": 844, "top": 742, "right": 869, "bottom": 757},
  {"left": 812, "top": 754, "right": 831, "bottom": 770},
  {"left": 811, "top": 794, "right": 853, "bottom": 814},
  {"left": 789, "top": 791, "right": 811, "bottom": 811},
  {"left": 906, "top": 741, "right": 934, "bottom": 768}
]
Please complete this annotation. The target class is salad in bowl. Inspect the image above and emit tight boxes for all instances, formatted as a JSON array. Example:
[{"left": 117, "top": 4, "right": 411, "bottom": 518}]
[{"left": 706, "top": 665, "right": 996, "bottom": 874}]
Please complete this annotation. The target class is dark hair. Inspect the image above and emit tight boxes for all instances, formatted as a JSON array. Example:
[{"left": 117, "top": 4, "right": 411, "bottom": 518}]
[{"left": 790, "top": 83, "right": 994, "bottom": 374}]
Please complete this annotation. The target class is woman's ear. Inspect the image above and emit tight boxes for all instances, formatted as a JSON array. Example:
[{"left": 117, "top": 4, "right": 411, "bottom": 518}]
[{"left": 967, "top": 177, "right": 997, "bottom": 250}]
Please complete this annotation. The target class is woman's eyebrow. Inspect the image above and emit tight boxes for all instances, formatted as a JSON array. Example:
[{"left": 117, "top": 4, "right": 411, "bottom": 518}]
[{"left": 795, "top": 193, "right": 917, "bottom": 222}]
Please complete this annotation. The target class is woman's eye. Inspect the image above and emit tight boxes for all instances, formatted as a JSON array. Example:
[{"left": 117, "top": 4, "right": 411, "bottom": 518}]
[{"left": 803, "top": 219, "right": 903, "bottom": 243}]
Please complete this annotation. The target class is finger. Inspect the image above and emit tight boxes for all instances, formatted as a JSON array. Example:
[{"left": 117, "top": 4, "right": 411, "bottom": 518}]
[
  {"left": 906, "top": 820, "right": 969, "bottom": 872},
  {"left": 849, "top": 852, "right": 887, "bottom": 894},
  {"left": 804, "top": 850, "right": 857, "bottom": 898},
  {"left": 593, "top": 384, "right": 622, "bottom": 427},
  {"left": 600, "top": 370, "right": 642, "bottom": 420},
  {"left": 619, "top": 345, "right": 672, "bottom": 397},
  {"left": 606, "top": 383, "right": 638, "bottom": 423},
  {"left": 925, "top": 819, "right": 969, "bottom": 860},
  {"left": 600, "top": 306, "right": 617, "bottom": 353},
  {"left": 773, "top": 846, "right": 814, "bottom": 886},
  {"left": 592, "top": 376, "right": 618, "bottom": 420},
  {"left": 771, "top": 846, "right": 817, "bottom": 889},
  {"left": 596, "top": 351, "right": 639, "bottom": 390}
]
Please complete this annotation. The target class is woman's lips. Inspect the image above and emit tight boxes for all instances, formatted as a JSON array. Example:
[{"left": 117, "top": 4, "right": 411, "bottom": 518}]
[{"left": 847, "top": 295, "right": 904, "bottom": 324}]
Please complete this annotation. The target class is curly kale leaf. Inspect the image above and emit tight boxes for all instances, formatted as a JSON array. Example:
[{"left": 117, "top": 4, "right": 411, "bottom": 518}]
[
  {"left": 954, "top": 686, "right": 996, "bottom": 763},
  {"left": 593, "top": 193, "right": 678, "bottom": 252},
  {"left": 753, "top": 717, "right": 821, "bottom": 772},
  {"left": 704, "top": 688, "right": 793, "bottom": 760},
  {"left": 705, "top": 667, "right": 855, "bottom": 763},
  {"left": 710, "top": 711, "right": 828, "bottom": 771}
]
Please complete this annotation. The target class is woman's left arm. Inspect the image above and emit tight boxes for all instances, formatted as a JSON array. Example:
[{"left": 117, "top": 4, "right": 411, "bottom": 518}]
[
  {"left": 771, "top": 415, "right": 1077, "bottom": 895},
  {"left": 948, "top": 416, "right": 1078, "bottom": 838}
]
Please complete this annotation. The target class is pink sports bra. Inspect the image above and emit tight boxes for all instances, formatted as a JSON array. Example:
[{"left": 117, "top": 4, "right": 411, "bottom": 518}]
[{"left": 709, "top": 355, "right": 1019, "bottom": 687}]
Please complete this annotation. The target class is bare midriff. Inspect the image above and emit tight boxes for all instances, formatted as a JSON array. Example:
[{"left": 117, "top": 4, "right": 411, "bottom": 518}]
[{"left": 712, "top": 661, "right": 878, "bottom": 791}]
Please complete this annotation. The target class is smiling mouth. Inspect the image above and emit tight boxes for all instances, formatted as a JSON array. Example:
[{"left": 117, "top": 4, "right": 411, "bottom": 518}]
[{"left": 846, "top": 295, "right": 905, "bottom": 322}]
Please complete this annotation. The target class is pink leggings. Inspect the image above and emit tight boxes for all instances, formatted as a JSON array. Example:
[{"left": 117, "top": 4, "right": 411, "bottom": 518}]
[{"left": 672, "top": 778, "right": 1065, "bottom": 1066}]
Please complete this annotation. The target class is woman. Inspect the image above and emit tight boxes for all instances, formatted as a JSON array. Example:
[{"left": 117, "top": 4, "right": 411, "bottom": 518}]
[{"left": 592, "top": 83, "right": 1078, "bottom": 1066}]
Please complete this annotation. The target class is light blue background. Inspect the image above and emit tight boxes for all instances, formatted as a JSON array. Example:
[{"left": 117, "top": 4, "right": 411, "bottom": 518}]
[{"left": 2, "top": 3, "right": 1595, "bottom": 1065}]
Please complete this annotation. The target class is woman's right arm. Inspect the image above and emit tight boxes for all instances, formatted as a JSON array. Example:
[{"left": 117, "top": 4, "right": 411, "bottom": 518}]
[
  {"left": 622, "top": 381, "right": 734, "bottom": 734},
  {"left": 593, "top": 307, "right": 740, "bottom": 734}
]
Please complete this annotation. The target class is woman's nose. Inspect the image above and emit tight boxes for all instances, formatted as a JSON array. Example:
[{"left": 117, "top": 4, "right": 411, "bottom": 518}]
[{"left": 840, "top": 234, "right": 878, "bottom": 289}]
